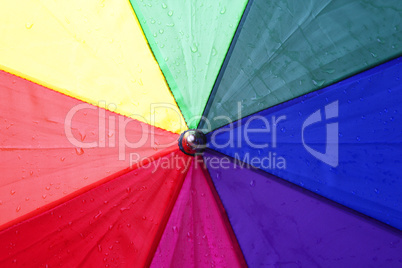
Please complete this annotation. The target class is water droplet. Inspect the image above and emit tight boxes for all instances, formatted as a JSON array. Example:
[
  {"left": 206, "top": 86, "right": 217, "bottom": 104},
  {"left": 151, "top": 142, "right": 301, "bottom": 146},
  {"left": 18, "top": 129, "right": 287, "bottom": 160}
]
[
  {"left": 94, "top": 211, "right": 102, "bottom": 220},
  {"left": 324, "top": 69, "right": 335, "bottom": 74},
  {"left": 162, "top": 3, "right": 167, "bottom": 9},
  {"left": 10, "top": 190, "right": 16, "bottom": 195},
  {"left": 25, "top": 22, "right": 34, "bottom": 29},
  {"left": 167, "top": 10, "right": 173, "bottom": 17},
  {"left": 16, "top": 205, "right": 21, "bottom": 212},
  {"left": 190, "top": 44, "right": 198, "bottom": 53},
  {"left": 172, "top": 226, "right": 178, "bottom": 233},
  {"left": 45, "top": 186, "right": 50, "bottom": 191},
  {"left": 370, "top": 52, "right": 378, "bottom": 58},
  {"left": 312, "top": 79, "right": 325, "bottom": 87},
  {"left": 75, "top": 148, "right": 84, "bottom": 155},
  {"left": 79, "top": 133, "right": 86, "bottom": 141},
  {"left": 374, "top": 188, "right": 380, "bottom": 194},
  {"left": 60, "top": 157, "right": 65, "bottom": 162},
  {"left": 42, "top": 194, "right": 47, "bottom": 199},
  {"left": 250, "top": 180, "right": 255, "bottom": 187},
  {"left": 220, "top": 7, "right": 226, "bottom": 14},
  {"left": 356, "top": 136, "right": 361, "bottom": 142},
  {"left": 212, "top": 47, "right": 217, "bottom": 56},
  {"left": 159, "top": 29, "right": 164, "bottom": 34}
]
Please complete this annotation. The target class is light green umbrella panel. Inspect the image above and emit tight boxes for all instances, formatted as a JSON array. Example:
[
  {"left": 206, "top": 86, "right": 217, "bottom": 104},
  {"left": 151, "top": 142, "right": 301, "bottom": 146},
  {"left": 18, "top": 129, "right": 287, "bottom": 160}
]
[{"left": 131, "top": 0, "right": 248, "bottom": 128}]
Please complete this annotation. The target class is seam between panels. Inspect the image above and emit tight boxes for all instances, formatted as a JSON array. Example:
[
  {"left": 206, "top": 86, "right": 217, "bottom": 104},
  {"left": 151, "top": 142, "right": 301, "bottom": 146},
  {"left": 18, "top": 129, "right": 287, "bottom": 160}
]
[
  {"left": 0, "top": 66, "right": 182, "bottom": 138},
  {"left": 128, "top": 0, "right": 190, "bottom": 130},
  {"left": 0, "top": 145, "right": 180, "bottom": 233},
  {"left": 205, "top": 53, "right": 402, "bottom": 135},
  {"left": 197, "top": 0, "right": 254, "bottom": 132},
  {"left": 144, "top": 157, "right": 194, "bottom": 267},
  {"left": 200, "top": 155, "right": 249, "bottom": 267},
  {"left": 203, "top": 148, "right": 402, "bottom": 234}
]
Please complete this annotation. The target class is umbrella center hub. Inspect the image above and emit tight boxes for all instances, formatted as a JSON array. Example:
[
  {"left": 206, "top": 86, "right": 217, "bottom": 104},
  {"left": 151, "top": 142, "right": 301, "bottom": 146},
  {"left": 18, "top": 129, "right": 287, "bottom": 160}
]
[{"left": 178, "top": 130, "right": 207, "bottom": 156}]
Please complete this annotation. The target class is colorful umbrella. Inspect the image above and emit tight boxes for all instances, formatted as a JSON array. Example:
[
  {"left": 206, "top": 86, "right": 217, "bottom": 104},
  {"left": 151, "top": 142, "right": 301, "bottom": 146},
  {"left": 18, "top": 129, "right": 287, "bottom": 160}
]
[{"left": 0, "top": 0, "right": 401, "bottom": 267}]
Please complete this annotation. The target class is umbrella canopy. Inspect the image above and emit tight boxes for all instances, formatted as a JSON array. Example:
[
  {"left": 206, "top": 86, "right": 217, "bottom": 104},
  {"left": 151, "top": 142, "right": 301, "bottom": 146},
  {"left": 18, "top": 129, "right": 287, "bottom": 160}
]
[{"left": 0, "top": 0, "right": 401, "bottom": 267}]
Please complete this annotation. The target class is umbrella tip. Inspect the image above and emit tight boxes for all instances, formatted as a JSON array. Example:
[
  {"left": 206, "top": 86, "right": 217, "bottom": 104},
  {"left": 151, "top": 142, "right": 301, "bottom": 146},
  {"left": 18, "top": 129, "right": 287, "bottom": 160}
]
[{"left": 178, "top": 129, "right": 207, "bottom": 156}]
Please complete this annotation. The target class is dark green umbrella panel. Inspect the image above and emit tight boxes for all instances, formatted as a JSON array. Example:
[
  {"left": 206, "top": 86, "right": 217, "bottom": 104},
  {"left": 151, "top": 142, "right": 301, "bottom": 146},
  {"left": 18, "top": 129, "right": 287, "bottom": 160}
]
[{"left": 199, "top": 0, "right": 402, "bottom": 131}]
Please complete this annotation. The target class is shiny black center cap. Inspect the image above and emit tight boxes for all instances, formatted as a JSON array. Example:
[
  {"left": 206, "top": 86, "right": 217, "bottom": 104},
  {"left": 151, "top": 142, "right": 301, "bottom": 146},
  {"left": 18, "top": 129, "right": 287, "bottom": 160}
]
[{"left": 178, "top": 129, "right": 207, "bottom": 156}]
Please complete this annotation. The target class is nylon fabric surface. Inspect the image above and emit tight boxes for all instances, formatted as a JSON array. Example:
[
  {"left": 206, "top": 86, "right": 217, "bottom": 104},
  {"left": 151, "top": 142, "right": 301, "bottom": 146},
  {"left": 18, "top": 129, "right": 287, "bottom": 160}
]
[
  {"left": 0, "top": 70, "right": 179, "bottom": 230},
  {"left": 0, "top": 151, "right": 191, "bottom": 267},
  {"left": 207, "top": 58, "right": 402, "bottom": 229},
  {"left": 0, "top": 0, "right": 186, "bottom": 133}
]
